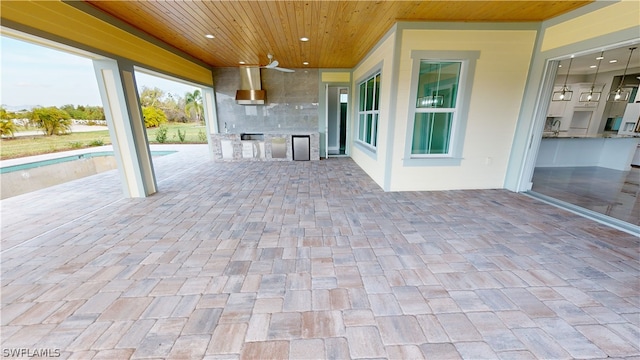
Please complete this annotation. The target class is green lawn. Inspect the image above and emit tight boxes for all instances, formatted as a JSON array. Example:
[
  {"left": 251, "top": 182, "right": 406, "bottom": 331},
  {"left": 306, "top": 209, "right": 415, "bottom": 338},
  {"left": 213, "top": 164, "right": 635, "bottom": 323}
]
[
  {"left": 146, "top": 123, "right": 208, "bottom": 144},
  {"left": 0, "top": 122, "right": 207, "bottom": 160}
]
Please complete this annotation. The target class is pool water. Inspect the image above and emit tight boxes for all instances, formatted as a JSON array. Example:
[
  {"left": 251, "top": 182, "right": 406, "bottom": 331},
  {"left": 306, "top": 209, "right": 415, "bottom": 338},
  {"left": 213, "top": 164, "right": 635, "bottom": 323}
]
[{"left": 0, "top": 150, "right": 176, "bottom": 199}]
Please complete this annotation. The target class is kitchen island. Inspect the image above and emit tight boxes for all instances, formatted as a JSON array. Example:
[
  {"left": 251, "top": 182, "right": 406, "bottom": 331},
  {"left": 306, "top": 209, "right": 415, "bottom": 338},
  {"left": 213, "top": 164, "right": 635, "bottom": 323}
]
[
  {"left": 211, "top": 132, "right": 320, "bottom": 161},
  {"left": 536, "top": 134, "right": 639, "bottom": 171}
]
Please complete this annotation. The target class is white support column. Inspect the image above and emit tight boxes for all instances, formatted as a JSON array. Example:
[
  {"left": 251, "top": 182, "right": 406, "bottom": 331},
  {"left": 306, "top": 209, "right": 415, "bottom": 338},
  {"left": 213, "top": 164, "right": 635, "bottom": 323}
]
[
  {"left": 202, "top": 87, "right": 219, "bottom": 160},
  {"left": 93, "top": 59, "right": 157, "bottom": 198}
]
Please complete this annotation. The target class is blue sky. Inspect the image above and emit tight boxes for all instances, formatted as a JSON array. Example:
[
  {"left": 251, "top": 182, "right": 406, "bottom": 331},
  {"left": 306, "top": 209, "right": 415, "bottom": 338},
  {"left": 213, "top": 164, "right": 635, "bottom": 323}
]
[{"left": 1, "top": 36, "right": 197, "bottom": 109}]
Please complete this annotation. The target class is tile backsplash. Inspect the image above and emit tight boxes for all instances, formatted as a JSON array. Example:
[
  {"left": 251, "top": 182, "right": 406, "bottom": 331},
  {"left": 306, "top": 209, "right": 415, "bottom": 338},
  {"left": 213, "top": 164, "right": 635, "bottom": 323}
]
[{"left": 212, "top": 67, "right": 319, "bottom": 133}]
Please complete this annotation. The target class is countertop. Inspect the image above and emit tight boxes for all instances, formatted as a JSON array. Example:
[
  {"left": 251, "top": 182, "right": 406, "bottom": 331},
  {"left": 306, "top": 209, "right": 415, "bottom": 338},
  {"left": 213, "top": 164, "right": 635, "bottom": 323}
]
[
  {"left": 541, "top": 132, "right": 639, "bottom": 139},
  {"left": 217, "top": 130, "right": 319, "bottom": 135}
]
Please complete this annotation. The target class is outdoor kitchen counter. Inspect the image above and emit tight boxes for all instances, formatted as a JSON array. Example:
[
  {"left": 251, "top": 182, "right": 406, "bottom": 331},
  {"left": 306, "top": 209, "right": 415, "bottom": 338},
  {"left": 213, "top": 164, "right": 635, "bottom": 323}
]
[{"left": 211, "top": 132, "right": 320, "bottom": 161}]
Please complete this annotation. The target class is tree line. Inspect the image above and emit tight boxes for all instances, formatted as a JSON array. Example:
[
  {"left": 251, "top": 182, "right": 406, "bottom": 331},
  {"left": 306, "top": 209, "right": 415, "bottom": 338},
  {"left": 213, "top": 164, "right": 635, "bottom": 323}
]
[{"left": 0, "top": 87, "right": 204, "bottom": 137}]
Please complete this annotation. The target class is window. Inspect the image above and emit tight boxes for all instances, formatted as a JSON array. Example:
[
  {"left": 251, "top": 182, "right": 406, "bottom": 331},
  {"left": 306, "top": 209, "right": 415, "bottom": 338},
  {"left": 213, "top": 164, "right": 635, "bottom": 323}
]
[
  {"left": 404, "top": 50, "right": 478, "bottom": 166},
  {"left": 357, "top": 72, "right": 380, "bottom": 148},
  {"left": 411, "top": 61, "right": 461, "bottom": 155}
]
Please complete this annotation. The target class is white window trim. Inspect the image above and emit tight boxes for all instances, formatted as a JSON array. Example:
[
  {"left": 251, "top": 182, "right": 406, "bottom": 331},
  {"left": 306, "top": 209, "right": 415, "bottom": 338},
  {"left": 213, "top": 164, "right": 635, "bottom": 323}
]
[
  {"left": 404, "top": 50, "right": 479, "bottom": 167},
  {"left": 355, "top": 70, "right": 381, "bottom": 152}
]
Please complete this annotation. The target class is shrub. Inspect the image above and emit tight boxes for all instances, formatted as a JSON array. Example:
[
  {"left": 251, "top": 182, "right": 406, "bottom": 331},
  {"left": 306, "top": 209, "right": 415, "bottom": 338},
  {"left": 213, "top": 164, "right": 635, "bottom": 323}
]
[
  {"left": 142, "top": 106, "right": 167, "bottom": 128},
  {"left": 177, "top": 129, "right": 186, "bottom": 142},
  {"left": 155, "top": 125, "right": 168, "bottom": 143},
  {"left": 197, "top": 129, "right": 207, "bottom": 142},
  {"left": 30, "top": 107, "right": 72, "bottom": 136},
  {"left": 89, "top": 139, "right": 105, "bottom": 147},
  {"left": 69, "top": 141, "right": 84, "bottom": 149},
  {"left": 0, "top": 119, "right": 17, "bottom": 137}
]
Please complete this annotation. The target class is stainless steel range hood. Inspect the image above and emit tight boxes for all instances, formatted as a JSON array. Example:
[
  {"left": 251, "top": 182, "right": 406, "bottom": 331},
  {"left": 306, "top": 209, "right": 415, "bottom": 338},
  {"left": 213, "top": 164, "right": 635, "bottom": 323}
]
[{"left": 235, "top": 66, "right": 266, "bottom": 105}]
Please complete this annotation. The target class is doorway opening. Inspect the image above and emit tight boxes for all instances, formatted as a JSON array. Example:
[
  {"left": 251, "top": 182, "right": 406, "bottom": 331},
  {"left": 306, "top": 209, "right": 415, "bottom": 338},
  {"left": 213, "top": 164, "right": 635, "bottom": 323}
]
[
  {"left": 527, "top": 42, "right": 640, "bottom": 230},
  {"left": 327, "top": 87, "right": 348, "bottom": 156}
]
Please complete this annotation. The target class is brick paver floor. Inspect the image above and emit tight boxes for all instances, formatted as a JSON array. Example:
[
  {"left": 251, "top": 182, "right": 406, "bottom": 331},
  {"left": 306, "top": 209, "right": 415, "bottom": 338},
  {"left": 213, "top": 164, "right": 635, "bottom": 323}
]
[{"left": 1, "top": 144, "right": 638, "bottom": 359}]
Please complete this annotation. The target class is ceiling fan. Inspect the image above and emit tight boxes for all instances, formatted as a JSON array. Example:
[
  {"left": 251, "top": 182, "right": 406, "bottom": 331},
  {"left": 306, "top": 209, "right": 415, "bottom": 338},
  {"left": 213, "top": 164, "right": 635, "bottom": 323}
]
[{"left": 261, "top": 54, "right": 295, "bottom": 73}]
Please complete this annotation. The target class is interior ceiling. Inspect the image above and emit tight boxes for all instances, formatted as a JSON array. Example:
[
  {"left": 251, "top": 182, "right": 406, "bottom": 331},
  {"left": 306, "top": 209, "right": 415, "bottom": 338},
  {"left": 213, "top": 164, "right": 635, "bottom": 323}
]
[
  {"left": 83, "top": 0, "right": 594, "bottom": 69},
  {"left": 556, "top": 45, "right": 640, "bottom": 76}
]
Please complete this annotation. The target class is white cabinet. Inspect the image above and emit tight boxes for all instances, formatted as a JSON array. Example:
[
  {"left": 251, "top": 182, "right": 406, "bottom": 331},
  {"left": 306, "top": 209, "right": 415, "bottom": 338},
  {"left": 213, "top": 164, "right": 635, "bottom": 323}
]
[
  {"left": 568, "top": 110, "right": 593, "bottom": 136},
  {"left": 536, "top": 137, "right": 639, "bottom": 171},
  {"left": 547, "top": 99, "right": 567, "bottom": 117},
  {"left": 547, "top": 86, "right": 568, "bottom": 117},
  {"left": 618, "top": 103, "right": 640, "bottom": 136}
]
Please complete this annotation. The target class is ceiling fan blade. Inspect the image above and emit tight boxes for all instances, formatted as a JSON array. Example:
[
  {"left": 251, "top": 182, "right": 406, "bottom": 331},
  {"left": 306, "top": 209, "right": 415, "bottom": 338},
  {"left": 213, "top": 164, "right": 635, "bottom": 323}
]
[
  {"left": 274, "top": 67, "right": 295, "bottom": 73},
  {"left": 261, "top": 55, "right": 293, "bottom": 72}
]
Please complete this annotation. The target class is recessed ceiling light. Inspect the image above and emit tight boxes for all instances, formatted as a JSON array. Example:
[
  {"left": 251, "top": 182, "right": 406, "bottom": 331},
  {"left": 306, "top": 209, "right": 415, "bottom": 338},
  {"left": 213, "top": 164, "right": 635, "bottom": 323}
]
[
  {"left": 300, "top": 37, "right": 309, "bottom": 42},
  {"left": 558, "top": 64, "right": 562, "bottom": 68},
  {"left": 205, "top": 34, "right": 215, "bottom": 39},
  {"left": 596, "top": 56, "right": 604, "bottom": 60},
  {"left": 589, "top": 65, "right": 597, "bottom": 68},
  {"left": 303, "top": 61, "right": 309, "bottom": 66},
  {"left": 609, "top": 59, "right": 618, "bottom": 63},
  {"left": 239, "top": 61, "right": 246, "bottom": 65}
]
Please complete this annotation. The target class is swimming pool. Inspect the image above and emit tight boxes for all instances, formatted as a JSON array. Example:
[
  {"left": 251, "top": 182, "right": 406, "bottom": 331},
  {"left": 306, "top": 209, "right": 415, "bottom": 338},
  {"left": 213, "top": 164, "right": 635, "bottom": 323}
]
[{"left": 0, "top": 150, "right": 176, "bottom": 199}]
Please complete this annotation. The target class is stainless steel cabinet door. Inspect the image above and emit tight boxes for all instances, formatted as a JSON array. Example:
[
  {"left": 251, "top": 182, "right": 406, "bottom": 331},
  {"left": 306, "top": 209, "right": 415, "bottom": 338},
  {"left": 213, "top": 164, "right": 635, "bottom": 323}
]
[{"left": 292, "top": 135, "right": 310, "bottom": 161}]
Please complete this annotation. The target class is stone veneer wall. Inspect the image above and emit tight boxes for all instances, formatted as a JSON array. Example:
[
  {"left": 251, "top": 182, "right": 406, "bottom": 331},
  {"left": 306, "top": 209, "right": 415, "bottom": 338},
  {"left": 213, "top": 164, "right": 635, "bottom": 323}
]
[{"left": 211, "top": 68, "right": 319, "bottom": 134}]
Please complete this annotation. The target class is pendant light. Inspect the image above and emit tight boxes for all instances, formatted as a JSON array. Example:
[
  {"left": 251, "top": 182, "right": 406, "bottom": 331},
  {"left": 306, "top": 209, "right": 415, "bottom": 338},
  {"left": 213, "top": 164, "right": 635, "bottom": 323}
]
[
  {"left": 552, "top": 57, "right": 574, "bottom": 101},
  {"left": 579, "top": 51, "right": 604, "bottom": 102},
  {"left": 607, "top": 47, "right": 636, "bottom": 102}
]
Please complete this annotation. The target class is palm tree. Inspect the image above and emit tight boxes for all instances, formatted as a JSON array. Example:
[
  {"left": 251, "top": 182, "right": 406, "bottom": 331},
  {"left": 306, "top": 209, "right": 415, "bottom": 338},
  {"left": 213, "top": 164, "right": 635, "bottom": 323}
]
[
  {"left": 0, "top": 119, "right": 16, "bottom": 137},
  {"left": 0, "top": 107, "right": 16, "bottom": 137},
  {"left": 185, "top": 89, "right": 204, "bottom": 123},
  {"left": 30, "top": 107, "right": 71, "bottom": 136}
]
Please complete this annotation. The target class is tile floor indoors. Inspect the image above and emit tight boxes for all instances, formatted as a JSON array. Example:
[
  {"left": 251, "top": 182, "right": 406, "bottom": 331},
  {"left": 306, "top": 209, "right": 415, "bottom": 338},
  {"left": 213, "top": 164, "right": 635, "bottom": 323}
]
[
  {"left": 1, "top": 144, "right": 639, "bottom": 359},
  {"left": 532, "top": 166, "right": 640, "bottom": 226}
]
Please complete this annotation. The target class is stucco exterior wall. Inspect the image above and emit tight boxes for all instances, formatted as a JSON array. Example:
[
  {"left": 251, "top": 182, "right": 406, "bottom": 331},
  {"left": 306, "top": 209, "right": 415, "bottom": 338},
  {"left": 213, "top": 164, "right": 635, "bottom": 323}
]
[
  {"left": 541, "top": 0, "right": 640, "bottom": 52},
  {"left": 389, "top": 28, "right": 537, "bottom": 191},
  {"left": 350, "top": 32, "right": 397, "bottom": 189}
]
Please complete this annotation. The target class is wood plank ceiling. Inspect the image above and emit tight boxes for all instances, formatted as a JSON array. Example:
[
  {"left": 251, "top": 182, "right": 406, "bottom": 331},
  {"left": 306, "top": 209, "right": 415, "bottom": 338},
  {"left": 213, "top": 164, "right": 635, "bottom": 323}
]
[{"left": 84, "top": 0, "right": 593, "bottom": 69}]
